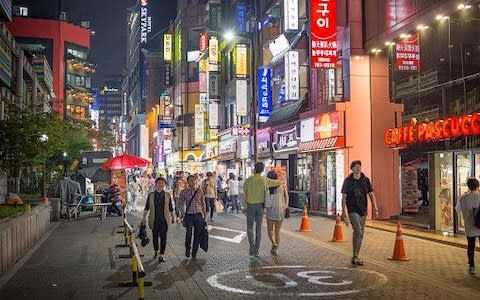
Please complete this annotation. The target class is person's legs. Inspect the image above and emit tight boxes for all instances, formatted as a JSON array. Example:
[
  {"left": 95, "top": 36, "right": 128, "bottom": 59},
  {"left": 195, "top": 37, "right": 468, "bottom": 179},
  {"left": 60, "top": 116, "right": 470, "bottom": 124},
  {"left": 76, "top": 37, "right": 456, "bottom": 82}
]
[
  {"left": 467, "top": 236, "right": 476, "bottom": 267},
  {"left": 159, "top": 222, "right": 168, "bottom": 255},
  {"left": 274, "top": 220, "right": 283, "bottom": 250},
  {"left": 132, "top": 194, "right": 137, "bottom": 212},
  {"left": 254, "top": 204, "right": 264, "bottom": 254},
  {"left": 152, "top": 226, "right": 159, "bottom": 256},
  {"left": 174, "top": 197, "right": 181, "bottom": 219},
  {"left": 192, "top": 214, "right": 203, "bottom": 258},
  {"left": 208, "top": 198, "right": 215, "bottom": 219},
  {"left": 349, "top": 213, "right": 366, "bottom": 262},
  {"left": 267, "top": 219, "right": 275, "bottom": 245},
  {"left": 246, "top": 204, "right": 256, "bottom": 255},
  {"left": 184, "top": 215, "right": 193, "bottom": 257},
  {"left": 231, "top": 195, "right": 240, "bottom": 212}
]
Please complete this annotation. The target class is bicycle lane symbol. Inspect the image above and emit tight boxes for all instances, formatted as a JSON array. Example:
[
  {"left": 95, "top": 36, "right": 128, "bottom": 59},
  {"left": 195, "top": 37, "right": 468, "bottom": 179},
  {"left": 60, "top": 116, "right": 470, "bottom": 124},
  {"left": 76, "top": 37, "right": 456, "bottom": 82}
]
[{"left": 206, "top": 265, "right": 388, "bottom": 297}]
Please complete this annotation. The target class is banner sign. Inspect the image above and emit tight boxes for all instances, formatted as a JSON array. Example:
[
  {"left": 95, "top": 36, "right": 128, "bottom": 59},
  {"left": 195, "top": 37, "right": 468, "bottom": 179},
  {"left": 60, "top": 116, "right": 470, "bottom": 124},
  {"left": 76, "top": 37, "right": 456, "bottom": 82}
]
[
  {"left": 140, "top": 0, "right": 152, "bottom": 43},
  {"left": 384, "top": 113, "right": 480, "bottom": 146},
  {"left": 258, "top": 68, "right": 272, "bottom": 122},
  {"left": 272, "top": 124, "right": 301, "bottom": 152},
  {"left": 236, "top": 3, "right": 247, "bottom": 33},
  {"left": 164, "top": 34, "right": 172, "bottom": 62},
  {"left": 199, "top": 33, "right": 208, "bottom": 52},
  {"left": 236, "top": 79, "right": 248, "bottom": 116},
  {"left": 200, "top": 93, "right": 207, "bottom": 104},
  {"left": 396, "top": 33, "right": 420, "bottom": 71},
  {"left": 314, "top": 111, "right": 341, "bottom": 139},
  {"left": 209, "top": 72, "right": 220, "bottom": 98},
  {"left": 219, "top": 135, "right": 237, "bottom": 154},
  {"left": 208, "top": 100, "right": 220, "bottom": 128},
  {"left": 301, "top": 117, "right": 315, "bottom": 142},
  {"left": 231, "top": 126, "right": 251, "bottom": 136},
  {"left": 285, "top": 51, "right": 299, "bottom": 100},
  {"left": 194, "top": 104, "right": 206, "bottom": 144},
  {"left": 310, "top": 0, "right": 337, "bottom": 68},
  {"left": 284, "top": 0, "right": 299, "bottom": 31},
  {"left": 164, "top": 63, "right": 171, "bottom": 86},
  {"left": 240, "top": 140, "right": 250, "bottom": 159},
  {"left": 236, "top": 44, "right": 248, "bottom": 77},
  {"left": 199, "top": 72, "right": 207, "bottom": 92},
  {"left": 209, "top": 37, "right": 219, "bottom": 63}
]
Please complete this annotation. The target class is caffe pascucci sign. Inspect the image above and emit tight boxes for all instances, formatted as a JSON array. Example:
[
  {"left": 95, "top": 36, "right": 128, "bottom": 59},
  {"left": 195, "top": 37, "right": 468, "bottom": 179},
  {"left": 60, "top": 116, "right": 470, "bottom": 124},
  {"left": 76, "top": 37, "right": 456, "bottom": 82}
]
[{"left": 384, "top": 113, "right": 480, "bottom": 146}]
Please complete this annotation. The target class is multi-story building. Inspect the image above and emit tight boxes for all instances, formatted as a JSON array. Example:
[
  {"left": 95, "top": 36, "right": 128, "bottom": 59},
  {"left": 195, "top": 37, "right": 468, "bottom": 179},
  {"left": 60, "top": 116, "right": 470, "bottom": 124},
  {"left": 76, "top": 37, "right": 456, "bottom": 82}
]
[
  {"left": 98, "top": 76, "right": 123, "bottom": 123},
  {"left": 6, "top": 13, "right": 93, "bottom": 121}
]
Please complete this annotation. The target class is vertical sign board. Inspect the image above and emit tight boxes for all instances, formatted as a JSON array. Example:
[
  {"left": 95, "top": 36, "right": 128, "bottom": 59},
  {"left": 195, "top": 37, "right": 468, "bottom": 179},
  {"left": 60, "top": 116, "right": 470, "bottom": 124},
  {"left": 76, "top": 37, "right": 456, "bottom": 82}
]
[
  {"left": 236, "top": 44, "right": 248, "bottom": 77},
  {"left": 236, "top": 79, "right": 248, "bottom": 116},
  {"left": 164, "top": 34, "right": 172, "bottom": 62},
  {"left": 209, "top": 73, "right": 220, "bottom": 98},
  {"left": 236, "top": 3, "right": 247, "bottom": 33},
  {"left": 164, "top": 64, "right": 171, "bottom": 86},
  {"left": 284, "top": 0, "right": 299, "bottom": 31},
  {"left": 258, "top": 68, "right": 272, "bottom": 122},
  {"left": 208, "top": 101, "right": 220, "bottom": 128},
  {"left": 209, "top": 37, "right": 219, "bottom": 64},
  {"left": 310, "top": 0, "right": 337, "bottom": 68},
  {"left": 199, "top": 33, "right": 208, "bottom": 52},
  {"left": 194, "top": 104, "right": 206, "bottom": 144},
  {"left": 395, "top": 33, "right": 420, "bottom": 71},
  {"left": 139, "top": 0, "right": 152, "bottom": 43},
  {"left": 284, "top": 51, "right": 299, "bottom": 100}
]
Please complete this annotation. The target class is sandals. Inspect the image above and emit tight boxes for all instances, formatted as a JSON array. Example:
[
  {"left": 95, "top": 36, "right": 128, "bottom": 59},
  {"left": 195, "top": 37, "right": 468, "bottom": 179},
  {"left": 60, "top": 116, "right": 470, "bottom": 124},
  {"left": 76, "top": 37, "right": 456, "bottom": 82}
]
[{"left": 351, "top": 257, "right": 364, "bottom": 266}]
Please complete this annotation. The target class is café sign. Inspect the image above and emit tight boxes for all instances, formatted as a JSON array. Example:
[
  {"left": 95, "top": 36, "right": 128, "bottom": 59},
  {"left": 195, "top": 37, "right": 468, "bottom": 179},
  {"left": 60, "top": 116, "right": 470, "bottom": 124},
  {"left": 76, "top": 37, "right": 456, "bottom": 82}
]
[{"left": 384, "top": 113, "right": 480, "bottom": 146}]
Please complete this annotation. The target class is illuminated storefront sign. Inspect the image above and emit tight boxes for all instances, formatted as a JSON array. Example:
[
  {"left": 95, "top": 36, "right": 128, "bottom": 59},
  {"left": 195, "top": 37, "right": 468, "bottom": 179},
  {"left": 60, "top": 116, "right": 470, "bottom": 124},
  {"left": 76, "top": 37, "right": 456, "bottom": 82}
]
[
  {"left": 273, "top": 124, "right": 301, "bottom": 152},
  {"left": 236, "top": 79, "right": 248, "bottom": 116},
  {"left": 194, "top": 104, "right": 206, "bottom": 144},
  {"left": 139, "top": 0, "right": 152, "bottom": 43},
  {"left": 209, "top": 37, "right": 218, "bottom": 64},
  {"left": 257, "top": 132, "right": 272, "bottom": 154},
  {"left": 199, "top": 33, "right": 208, "bottom": 52},
  {"left": 299, "top": 111, "right": 345, "bottom": 152},
  {"left": 236, "top": 44, "right": 248, "bottom": 77},
  {"left": 219, "top": 135, "right": 237, "bottom": 155},
  {"left": 236, "top": 3, "right": 247, "bottom": 33},
  {"left": 209, "top": 73, "right": 220, "bottom": 98},
  {"left": 284, "top": 51, "right": 299, "bottom": 100},
  {"left": 208, "top": 101, "right": 220, "bottom": 129},
  {"left": 258, "top": 68, "right": 272, "bottom": 122},
  {"left": 164, "top": 64, "right": 171, "bottom": 86},
  {"left": 395, "top": 33, "right": 420, "bottom": 71},
  {"left": 284, "top": 0, "right": 298, "bottom": 31},
  {"left": 314, "top": 111, "right": 341, "bottom": 139},
  {"left": 164, "top": 34, "right": 172, "bottom": 61},
  {"left": 231, "top": 125, "right": 251, "bottom": 136},
  {"left": 384, "top": 113, "right": 480, "bottom": 146},
  {"left": 310, "top": 0, "right": 337, "bottom": 68},
  {"left": 240, "top": 139, "right": 250, "bottom": 159}
]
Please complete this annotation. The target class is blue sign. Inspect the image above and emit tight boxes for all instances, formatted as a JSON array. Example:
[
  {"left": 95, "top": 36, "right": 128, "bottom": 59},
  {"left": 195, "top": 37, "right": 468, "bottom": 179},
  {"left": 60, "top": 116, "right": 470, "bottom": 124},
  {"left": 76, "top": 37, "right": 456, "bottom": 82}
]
[
  {"left": 236, "top": 3, "right": 247, "bottom": 33},
  {"left": 258, "top": 68, "right": 272, "bottom": 122}
]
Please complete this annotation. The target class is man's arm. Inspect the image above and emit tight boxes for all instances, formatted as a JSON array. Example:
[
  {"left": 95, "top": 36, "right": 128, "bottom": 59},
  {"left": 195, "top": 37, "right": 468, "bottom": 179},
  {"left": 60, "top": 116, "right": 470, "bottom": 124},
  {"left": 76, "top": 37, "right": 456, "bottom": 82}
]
[
  {"left": 341, "top": 193, "right": 347, "bottom": 219},
  {"left": 266, "top": 178, "right": 282, "bottom": 188},
  {"left": 199, "top": 189, "right": 206, "bottom": 218},
  {"left": 369, "top": 192, "right": 379, "bottom": 218},
  {"left": 242, "top": 179, "right": 248, "bottom": 212},
  {"left": 141, "top": 194, "right": 150, "bottom": 224}
]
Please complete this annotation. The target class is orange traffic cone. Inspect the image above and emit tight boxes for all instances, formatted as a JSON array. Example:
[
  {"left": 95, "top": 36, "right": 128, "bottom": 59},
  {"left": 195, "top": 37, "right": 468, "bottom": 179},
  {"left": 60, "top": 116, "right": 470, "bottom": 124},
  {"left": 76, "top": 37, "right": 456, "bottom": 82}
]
[
  {"left": 298, "top": 206, "right": 312, "bottom": 232},
  {"left": 389, "top": 223, "right": 410, "bottom": 261},
  {"left": 330, "top": 214, "right": 346, "bottom": 242}
]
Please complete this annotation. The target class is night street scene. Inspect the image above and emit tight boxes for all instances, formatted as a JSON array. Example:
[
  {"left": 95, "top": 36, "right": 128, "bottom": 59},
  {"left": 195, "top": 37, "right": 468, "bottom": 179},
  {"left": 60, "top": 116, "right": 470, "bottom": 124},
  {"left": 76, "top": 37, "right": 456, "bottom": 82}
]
[{"left": 1, "top": 0, "right": 480, "bottom": 299}]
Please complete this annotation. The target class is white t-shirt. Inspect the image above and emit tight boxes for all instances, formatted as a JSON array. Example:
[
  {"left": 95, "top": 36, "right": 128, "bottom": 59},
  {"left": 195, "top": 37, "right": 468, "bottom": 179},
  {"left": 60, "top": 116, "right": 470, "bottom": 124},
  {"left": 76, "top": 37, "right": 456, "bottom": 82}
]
[{"left": 227, "top": 179, "right": 240, "bottom": 196}]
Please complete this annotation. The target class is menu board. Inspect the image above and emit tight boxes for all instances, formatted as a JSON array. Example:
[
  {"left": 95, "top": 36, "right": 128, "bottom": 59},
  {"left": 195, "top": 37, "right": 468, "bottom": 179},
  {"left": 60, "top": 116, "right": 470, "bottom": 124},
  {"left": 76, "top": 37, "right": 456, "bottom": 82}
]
[{"left": 401, "top": 165, "right": 419, "bottom": 213}]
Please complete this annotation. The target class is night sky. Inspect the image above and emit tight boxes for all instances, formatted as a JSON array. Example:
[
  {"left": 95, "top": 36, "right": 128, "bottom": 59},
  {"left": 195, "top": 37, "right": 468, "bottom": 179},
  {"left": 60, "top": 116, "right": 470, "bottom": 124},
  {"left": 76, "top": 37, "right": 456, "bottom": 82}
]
[{"left": 14, "top": 0, "right": 177, "bottom": 86}]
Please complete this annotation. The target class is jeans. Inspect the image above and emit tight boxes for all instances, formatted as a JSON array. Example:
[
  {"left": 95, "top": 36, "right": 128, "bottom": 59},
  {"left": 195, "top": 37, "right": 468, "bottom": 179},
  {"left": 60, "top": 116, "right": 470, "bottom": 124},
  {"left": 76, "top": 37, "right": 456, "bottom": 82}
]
[
  {"left": 206, "top": 198, "right": 215, "bottom": 218},
  {"left": 185, "top": 213, "right": 203, "bottom": 256},
  {"left": 173, "top": 197, "right": 181, "bottom": 219},
  {"left": 247, "top": 203, "right": 264, "bottom": 254},
  {"left": 230, "top": 195, "right": 241, "bottom": 212},
  {"left": 267, "top": 219, "right": 283, "bottom": 249},
  {"left": 152, "top": 221, "right": 168, "bottom": 254},
  {"left": 467, "top": 236, "right": 480, "bottom": 267},
  {"left": 349, "top": 213, "right": 367, "bottom": 258}
]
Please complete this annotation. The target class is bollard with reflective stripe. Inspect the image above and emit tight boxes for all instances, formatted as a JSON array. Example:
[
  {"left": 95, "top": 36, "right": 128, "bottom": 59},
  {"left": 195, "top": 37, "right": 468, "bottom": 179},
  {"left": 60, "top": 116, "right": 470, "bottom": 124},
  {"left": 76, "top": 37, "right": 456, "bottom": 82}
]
[
  {"left": 137, "top": 276, "right": 145, "bottom": 300},
  {"left": 131, "top": 252, "right": 138, "bottom": 283}
]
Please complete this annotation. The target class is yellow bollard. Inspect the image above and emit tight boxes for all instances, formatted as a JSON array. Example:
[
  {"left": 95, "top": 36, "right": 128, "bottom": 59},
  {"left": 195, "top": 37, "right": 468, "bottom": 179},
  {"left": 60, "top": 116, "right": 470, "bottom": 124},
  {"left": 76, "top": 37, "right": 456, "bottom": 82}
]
[
  {"left": 23, "top": 204, "right": 31, "bottom": 213},
  {"left": 131, "top": 251, "right": 138, "bottom": 283},
  {"left": 137, "top": 276, "right": 145, "bottom": 300}
]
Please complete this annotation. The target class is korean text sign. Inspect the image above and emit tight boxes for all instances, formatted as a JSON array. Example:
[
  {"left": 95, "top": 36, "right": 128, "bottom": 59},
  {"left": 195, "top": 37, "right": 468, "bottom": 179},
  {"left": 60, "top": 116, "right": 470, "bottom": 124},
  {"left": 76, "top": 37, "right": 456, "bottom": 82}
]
[
  {"left": 310, "top": 0, "right": 337, "bottom": 68},
  {"left": 395, "top": 34, "right": 420, "bottom": 71},
  {"left": 258, "top": 68, "right": 272, "bottom": 122}
]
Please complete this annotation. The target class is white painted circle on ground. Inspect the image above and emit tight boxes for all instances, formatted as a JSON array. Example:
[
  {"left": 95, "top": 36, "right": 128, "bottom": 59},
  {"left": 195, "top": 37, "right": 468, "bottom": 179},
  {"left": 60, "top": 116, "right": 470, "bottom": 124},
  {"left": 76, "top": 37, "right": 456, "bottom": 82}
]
[{"left": 206, "top": 265, "right": 388, "bottom": 297}]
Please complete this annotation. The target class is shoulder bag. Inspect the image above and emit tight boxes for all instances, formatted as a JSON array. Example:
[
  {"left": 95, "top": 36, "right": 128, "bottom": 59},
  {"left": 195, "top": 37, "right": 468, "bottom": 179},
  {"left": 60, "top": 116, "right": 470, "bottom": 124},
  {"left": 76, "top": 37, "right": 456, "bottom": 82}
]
[{"left": 182, "top": 189, "right": 198, "bottom": 228}]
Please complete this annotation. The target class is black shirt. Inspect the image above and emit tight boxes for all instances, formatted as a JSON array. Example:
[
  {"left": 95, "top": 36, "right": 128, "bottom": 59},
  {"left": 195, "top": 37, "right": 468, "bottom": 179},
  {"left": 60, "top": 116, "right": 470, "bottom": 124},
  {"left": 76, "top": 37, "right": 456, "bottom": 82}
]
[
  {"left": 341, "top": 173, "right": 373, "bottom": 216},
  {"left": 145, "top": 190, "right": 174, "bottom": 226}
]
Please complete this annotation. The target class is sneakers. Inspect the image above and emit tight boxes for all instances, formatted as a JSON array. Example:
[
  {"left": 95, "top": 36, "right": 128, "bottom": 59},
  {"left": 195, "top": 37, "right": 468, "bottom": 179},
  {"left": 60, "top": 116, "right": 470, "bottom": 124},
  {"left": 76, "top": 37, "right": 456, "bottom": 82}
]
[
  {"left": 351, "top": 257, "right": 364, "bottom": 266},
  {"left": 158, "top": 256, "right": 166, "bottom": 263},
  {"left": 271, "top": 245, "right": 279, "bottom": 256},
  {"left": 468, "top": 265, "right": 476, "bottom": 274},
  {"left": 153, "top": 251, "right": 158, "bottom": 259},
  {"left": 185, "top": 249, "right": 190, "bottom": 258}
]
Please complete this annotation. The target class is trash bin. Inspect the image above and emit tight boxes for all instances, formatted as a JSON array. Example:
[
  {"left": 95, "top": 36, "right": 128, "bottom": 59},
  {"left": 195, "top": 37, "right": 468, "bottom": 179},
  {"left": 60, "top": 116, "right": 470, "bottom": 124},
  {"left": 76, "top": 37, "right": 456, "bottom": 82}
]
[{"left": 50, "top": 198, "right": 61, "bottom": 221}]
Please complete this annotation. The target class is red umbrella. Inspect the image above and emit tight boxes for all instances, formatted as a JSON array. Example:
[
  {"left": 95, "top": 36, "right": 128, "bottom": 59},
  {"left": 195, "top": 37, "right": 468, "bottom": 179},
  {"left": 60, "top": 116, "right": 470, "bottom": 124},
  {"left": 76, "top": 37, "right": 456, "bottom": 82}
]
[{"left": 101, "top": 154, "right": 150, "bottom": 170}]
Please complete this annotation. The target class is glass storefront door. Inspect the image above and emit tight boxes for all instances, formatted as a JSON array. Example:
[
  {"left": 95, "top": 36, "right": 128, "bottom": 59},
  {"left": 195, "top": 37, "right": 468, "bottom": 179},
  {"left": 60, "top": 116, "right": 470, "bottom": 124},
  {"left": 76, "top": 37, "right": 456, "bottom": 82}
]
[
  {"left": 455, "top": 152, "right": 473, "bottom": 233},
  {"left": 433, "top": 152, "right": 454, "bottom": 234}
]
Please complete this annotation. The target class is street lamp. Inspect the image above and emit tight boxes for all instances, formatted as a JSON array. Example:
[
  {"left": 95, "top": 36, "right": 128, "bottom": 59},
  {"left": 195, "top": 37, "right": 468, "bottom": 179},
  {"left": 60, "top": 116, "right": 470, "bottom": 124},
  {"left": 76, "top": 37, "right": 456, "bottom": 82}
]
[
  {"left": 39, "top": 134, "right": 48, "bottom": 200},
  {"left": 63, "top": 152, "right": 68, "bottom": 177}
]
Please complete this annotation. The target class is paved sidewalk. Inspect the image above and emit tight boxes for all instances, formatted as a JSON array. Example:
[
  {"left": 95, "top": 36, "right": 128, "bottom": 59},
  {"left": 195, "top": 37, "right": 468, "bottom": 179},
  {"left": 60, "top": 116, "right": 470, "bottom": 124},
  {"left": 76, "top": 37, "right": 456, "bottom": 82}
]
[{"left": 0, "top": 209, "right": 479, "bottom": 299}]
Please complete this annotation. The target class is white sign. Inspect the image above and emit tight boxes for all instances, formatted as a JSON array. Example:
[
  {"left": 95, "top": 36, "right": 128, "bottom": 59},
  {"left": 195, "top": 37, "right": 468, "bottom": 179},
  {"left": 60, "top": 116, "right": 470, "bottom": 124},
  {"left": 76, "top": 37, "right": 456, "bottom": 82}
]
[
  {"left": 285, "top": 51, "right": 299, "bottom": 100},
  {"left": 208, "top": 101, "right": 219, "bottom": 128},
  {"left": 200, "top": 93, "right": 207, "bottom": 104},
  {"left": 194, "top": 104, "right": 206, "bottom": 144},
  {"left": 240, "top": 140, "right": 250, "bottom": 159},
  {"left": 139, "top": 2, "right": 152, "bottom": 44},
  {"left": 187, "top": 50, "right": 201, "bottom": 62},
  {"left": 219, "top": 136, "right": 236, "bottom": 154},
  {"left": 268, "top": 34, "right": 290, "bottom": 57},
  {"left": 300, "top": 117, "right": 314, "bottom": 142},
  {"left": 236, "top": 79, "right": 248, "bottom": 116},
  {"left": 284, "top": 0, "right": 298, "bottom": 31},
  {"left": 209, "top": 37, "right": 218, "bottom": 64}
]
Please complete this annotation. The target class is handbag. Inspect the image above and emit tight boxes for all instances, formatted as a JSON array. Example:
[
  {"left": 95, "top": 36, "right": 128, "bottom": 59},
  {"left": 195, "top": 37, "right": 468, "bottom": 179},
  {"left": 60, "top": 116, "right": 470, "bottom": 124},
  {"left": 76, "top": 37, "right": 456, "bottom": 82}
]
[
  {"left": 200, "top": 221, "right": 209, "bottom": 252},
  {"left": 182, "top": 189, "right": 198, "bottom": 228},
  {"left": 215, "top": 199, "right": 224, "bottom": 212}
]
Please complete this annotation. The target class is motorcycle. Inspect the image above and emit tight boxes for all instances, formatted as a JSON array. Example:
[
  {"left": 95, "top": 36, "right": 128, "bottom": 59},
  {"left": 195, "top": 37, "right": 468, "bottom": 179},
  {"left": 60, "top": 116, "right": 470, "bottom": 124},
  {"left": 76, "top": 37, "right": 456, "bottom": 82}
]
[{"left": 101, "top": 184, "right": 123, "bottom": 217}]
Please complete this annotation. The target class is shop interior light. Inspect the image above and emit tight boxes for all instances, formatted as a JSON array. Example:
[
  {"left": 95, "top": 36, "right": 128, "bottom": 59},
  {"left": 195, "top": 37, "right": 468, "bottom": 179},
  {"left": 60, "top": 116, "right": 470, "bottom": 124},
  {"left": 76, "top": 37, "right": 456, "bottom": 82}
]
[
  {"left": 385, "top": 41, "right": 395, "bottom": 46},
  {"left": 436, "top": 15, "right": 450, "bottom": 21},
  {"left": 458, "top": 3, "right": 472, "bottom": 10},
  {"left": 399, "top": 33, "right": 412, "bottom": 39},
  {"left": 370, "top": 48, "right": 382, "bottom": 54},
  {"left": 416, "top": 24, "right": 429, "bottom": 30}
]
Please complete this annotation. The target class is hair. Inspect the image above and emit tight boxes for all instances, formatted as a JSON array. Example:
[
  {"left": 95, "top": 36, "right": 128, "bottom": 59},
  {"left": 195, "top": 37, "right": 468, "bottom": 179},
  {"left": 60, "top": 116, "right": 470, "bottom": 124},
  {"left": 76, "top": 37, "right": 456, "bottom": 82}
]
[
  {"left": 187, "top": 174, "right": 196, "bottom": 182},
  {"left": 267, "top": 171, "right": 279, "bottom": 194},
  {"left": 238, "top": 176, "right": 243, "bottom": 181},
  {"left": 155, "top": 177, "right": 166, "bottom": 185},
  {"left": 350, "top": 160, "right": 362, "bottom": 169},
  {"left": 254, "top": 162, "right": 265, "bottom": 174},
  {"left": 229, "top": 173, "right": 235, "bottom": 180},
  {"left": 467, "top": 177, "right": 479, "bottom": 191},
  {"left": 206, "top": 171, "right": 213, "bottom": 177}
]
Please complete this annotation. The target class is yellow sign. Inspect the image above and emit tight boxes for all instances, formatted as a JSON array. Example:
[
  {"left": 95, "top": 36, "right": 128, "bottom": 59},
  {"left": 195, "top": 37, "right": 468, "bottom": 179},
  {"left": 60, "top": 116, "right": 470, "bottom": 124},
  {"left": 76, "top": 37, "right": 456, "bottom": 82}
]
[
  {"left": 236, "top": 44, "right": 248, "bottom": 77},
  {"left": 209, "top": 37, "right": 218, "bottom": 64},
  {"left": 199, "top": 58, "right": 207, "bottom": 72},
  {"left": 164, "top": 34, "right": 172, "bottom": 62}
]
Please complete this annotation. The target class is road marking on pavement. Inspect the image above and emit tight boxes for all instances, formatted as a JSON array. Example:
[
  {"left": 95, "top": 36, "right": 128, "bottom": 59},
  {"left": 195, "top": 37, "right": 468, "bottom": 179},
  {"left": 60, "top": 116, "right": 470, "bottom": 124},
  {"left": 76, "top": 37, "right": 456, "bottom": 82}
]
[
  {"left": 207, "top": 265, "right": 388, "bottom": 296},
  {"left": 207, "top": 225, "right": 247, "bottom": 244}
]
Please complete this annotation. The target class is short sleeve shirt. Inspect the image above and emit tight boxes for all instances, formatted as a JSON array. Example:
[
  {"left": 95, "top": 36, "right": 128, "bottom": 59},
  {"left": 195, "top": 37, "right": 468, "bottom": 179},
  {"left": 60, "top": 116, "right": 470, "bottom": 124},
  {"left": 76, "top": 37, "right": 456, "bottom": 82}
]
[{"left": 341, "top": 174, "right": 373, "bottom": 216}]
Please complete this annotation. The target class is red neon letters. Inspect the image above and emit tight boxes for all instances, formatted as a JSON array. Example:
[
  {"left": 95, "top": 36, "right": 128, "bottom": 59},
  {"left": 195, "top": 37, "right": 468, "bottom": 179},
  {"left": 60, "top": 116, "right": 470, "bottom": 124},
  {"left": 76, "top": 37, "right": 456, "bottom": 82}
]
[{"left": 384, "top": 113, "right": 480, "bottom": 146}]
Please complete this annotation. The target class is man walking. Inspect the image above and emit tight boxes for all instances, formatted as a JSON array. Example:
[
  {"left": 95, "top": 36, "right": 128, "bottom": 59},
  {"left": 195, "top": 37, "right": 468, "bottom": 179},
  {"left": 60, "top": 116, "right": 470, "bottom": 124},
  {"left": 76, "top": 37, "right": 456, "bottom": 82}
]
[
  {"left": 173, "top": 171, "right": 186, "bottom": 223},
  {"left": 179, "top": 175, "right": 207, "bottom": 259},
  {"left": 203, "top": 172, "right": 217, "bottom": 220},
  {"left": 243, "top": 162, "right": 281, "bottom": 257},
  {"left": 341, "top": 160, "right": 379, "bottom": 266},
  {"left": 141, "top": 177, "right": 176, "bottom": 262}
]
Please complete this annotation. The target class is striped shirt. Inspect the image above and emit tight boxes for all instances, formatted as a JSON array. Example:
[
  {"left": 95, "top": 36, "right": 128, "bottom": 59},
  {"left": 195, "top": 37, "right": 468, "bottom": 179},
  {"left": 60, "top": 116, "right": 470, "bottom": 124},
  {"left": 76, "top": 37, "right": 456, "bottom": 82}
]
[{"left": 179, "top": 187, "right": 206, "bottom": 215}]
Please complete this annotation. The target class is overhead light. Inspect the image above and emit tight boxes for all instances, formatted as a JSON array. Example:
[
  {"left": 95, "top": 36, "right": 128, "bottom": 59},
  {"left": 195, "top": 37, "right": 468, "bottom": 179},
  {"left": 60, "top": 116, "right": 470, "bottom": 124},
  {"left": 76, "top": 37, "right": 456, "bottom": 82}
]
[
  {"left": 384, "top": 41, "right": 395, "bottom": 46},
  {"left": 416, "top": 24, "right": 429, "bottom": 30},
  {"left": 370, "top": 48, "right": 382, "bottom": 54},
  {"left": 458, "top": 3, "right": 472, "bottom": 10},
  {"left": 436, "top": 15, "right": 449, "bottom": 21},
  {"left": 399, "top": 33, "right": 411, "bottom": 39}
]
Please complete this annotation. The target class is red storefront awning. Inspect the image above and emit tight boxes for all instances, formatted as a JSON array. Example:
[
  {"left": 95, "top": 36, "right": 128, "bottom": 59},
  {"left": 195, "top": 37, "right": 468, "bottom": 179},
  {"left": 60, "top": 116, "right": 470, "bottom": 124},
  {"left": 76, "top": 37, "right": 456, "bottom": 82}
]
[{"left": 299, "top": 137, "right": 345, "bottom": 153}]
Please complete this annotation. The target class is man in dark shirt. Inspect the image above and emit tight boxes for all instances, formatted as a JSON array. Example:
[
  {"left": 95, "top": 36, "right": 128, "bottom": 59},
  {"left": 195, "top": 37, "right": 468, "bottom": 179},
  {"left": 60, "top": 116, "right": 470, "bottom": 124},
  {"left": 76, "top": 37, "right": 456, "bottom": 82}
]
[
  {"left": 142, "top": 178, "right": 175, "bottom": 262},
  {"left": 341, "top": 160, "right": 379, "bottom": 266}
]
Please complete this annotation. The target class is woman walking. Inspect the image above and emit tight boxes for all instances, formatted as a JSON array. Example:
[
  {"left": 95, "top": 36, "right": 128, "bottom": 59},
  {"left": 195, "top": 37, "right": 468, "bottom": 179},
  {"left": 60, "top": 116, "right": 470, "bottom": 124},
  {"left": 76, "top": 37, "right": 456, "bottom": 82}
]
[
  {"left": 227, "top": 173, "right": 241, "bottom": 213},
  {"left": 456, "top": 177, "right": 480, "bottom": 274},
  {"left": 265, "top": 171, "right": 289, "bottom": 256},
  {"left": 128, "top": 176, "right": 140, "bottom": 212}
]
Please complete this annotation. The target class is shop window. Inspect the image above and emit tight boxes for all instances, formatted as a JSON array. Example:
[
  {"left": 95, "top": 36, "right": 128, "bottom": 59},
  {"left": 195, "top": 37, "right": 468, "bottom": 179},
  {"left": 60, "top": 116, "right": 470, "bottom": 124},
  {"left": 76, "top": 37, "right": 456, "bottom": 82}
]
[{"left": 432, "top": 152, "right": 454, "bottom": 234}]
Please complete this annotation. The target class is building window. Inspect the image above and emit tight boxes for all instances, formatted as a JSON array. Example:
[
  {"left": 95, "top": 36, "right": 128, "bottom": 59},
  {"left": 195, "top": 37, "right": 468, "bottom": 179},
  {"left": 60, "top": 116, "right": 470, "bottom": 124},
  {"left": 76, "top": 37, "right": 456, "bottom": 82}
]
[{"left": 19, "top": 7, "right": 28, "bottom": 16}]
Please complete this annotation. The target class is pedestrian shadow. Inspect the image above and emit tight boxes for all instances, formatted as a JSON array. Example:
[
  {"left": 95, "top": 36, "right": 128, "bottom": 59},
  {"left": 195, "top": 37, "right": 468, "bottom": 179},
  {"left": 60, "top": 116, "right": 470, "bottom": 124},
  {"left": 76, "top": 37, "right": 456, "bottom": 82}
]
[{"left": 152, "top": 259, "right": 207, "bottom": 290}]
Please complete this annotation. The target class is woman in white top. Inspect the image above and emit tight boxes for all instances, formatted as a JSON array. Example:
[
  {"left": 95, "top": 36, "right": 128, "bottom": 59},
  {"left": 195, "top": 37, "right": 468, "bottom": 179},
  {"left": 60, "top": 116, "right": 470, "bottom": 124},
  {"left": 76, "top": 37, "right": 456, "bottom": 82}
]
[
  {"left": 128, "top": 176, "right": 140, "bottom": 212},
  {"left": 227, "top": 173, "right": 241, "bottom": 213},
  {"left": 456, "top": 177, "right": 480, "bottom": 275},
  {"left": 265, "top": 171, "right": 289, "bottom": 256}
]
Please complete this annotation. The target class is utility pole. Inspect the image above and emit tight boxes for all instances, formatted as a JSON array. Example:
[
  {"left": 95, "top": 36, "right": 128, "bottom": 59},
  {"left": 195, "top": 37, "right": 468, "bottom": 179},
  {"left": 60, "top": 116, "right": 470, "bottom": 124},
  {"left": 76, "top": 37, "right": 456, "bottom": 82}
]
[{"left": 251, "top": 0, "right": 260, "bottom": 164}]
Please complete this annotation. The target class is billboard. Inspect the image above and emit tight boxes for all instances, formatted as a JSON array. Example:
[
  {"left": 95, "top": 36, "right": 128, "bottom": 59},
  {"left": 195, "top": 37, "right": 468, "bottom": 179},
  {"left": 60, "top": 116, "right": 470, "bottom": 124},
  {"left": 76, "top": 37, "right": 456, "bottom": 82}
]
[
  {"left": 395, "top": 33, "right": 420, "bottom": 71},
  {"left": 310, "top": 0, "right": 337, "bottom": 68}
]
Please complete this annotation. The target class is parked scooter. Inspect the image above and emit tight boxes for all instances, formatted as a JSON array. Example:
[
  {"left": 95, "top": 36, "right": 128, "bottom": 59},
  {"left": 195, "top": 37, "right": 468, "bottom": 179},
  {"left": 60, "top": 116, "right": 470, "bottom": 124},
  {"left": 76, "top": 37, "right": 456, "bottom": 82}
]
[{"left": 101, "top": 184, "right": 123, "bottom": 216}]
